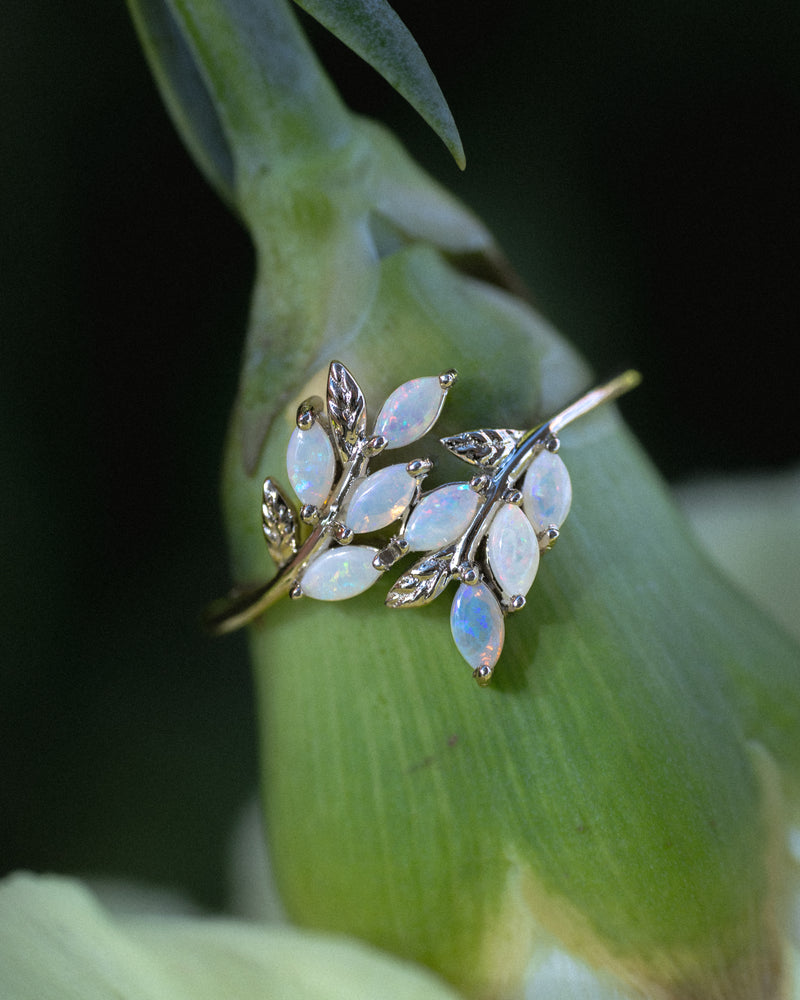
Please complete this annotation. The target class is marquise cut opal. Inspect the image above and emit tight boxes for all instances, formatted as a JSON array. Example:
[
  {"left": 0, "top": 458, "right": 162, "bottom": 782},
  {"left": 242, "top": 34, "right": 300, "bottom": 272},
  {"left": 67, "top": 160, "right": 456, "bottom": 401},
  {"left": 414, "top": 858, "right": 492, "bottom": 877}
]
[
  {"left": 345, "top": 464, "right": 416, "bottom": 534},
  {"left": 404, "top": 482, "right": 480, "bottom": 551},
  {"left": 450, "top": 583, "right": 504, "bottom": 671},
  {"left": 486, "top": 503, "right": 540, "bottom": 596},
  {"left": 372, "top": 377, "right": 443, "bottom": 450},
  {"left": 522, "top": 449, "right": 572, "bottom": 531},
  {"left": 286, "top": 422, "right": 336, "bottom": 508},
  {"left": 300, "top": 546, "right": 381, "bottom": 600}
]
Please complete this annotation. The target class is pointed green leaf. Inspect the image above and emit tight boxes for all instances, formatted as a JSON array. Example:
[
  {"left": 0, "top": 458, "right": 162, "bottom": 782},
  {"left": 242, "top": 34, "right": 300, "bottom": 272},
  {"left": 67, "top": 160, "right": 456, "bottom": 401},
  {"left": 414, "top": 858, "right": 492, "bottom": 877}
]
[
  {"left": 291, "top": 0, "right": 465, "bottom": 168},
  {"left": 127, "top": 0, "right": 236, "bottom": 206}
]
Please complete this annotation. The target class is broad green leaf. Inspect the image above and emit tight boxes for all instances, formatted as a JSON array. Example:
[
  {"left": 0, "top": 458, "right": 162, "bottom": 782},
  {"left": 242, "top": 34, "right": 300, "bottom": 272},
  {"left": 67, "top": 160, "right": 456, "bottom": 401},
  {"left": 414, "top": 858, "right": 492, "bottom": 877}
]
[
  {"left": 223, "top": 243, "right": 800, "bottom": 998},
  {"left": 291, "top": 0, "right": 465, "bottom": 168},
  {"left": 125, "top": 1, "right": 800, "bottom": 995},
  {"left": 0, "top": 873, "right": 463, "bottom": 1000}
]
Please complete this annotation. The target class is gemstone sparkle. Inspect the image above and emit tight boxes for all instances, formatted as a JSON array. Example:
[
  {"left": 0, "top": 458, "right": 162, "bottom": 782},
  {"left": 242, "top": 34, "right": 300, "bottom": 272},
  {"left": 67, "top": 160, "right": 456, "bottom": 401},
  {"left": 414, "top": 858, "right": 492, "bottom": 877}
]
[
  {"left": 404, "top": 482, "right": 481, "bottom": 551},
  {"left": 522, "top": 449, "right": 572, "bottom": 532},
  {"left": 300, "top": 546, "right": 381, "bottom": 600},
  {"left": 345, "top": 465, "right": 416, "bottom": 534},
  {"left": 486, "top": 503, "right": 540, "bottom": 597},
  {"left": 286, "top": 422, "right": 336, "bottom": 508},
  {"left": 450, "top": 583, "right": 505, "bottom": 671}
]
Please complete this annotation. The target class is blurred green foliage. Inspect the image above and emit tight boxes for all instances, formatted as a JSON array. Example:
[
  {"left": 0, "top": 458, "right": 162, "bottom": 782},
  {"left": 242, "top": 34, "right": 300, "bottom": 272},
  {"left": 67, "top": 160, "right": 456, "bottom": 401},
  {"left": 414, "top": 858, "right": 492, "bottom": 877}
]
[{"left": 2, "top": 0, "right": 798, "bottom": 909}]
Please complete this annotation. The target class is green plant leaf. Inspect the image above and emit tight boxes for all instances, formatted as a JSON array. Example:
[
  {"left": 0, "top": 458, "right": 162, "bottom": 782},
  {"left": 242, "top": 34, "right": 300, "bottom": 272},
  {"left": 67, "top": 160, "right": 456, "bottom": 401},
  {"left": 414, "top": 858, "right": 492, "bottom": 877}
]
[
  {"left": 291, "top": 0, "right": 465, "bottom": 168},
  {"left": 127, "top": 0, "right": 236, "bottom": 206},
  {"left": 125, "top": 0, "right": 800, "bottom": 994},
  {"left": 229, "top": 248, "right": 799, "bottom": 998},
  {"left": 129, "top": 0, "right": 355, "bottom": 196},
  {"left": 0, "top": 873, "right": 464, "bottom": 1000}
]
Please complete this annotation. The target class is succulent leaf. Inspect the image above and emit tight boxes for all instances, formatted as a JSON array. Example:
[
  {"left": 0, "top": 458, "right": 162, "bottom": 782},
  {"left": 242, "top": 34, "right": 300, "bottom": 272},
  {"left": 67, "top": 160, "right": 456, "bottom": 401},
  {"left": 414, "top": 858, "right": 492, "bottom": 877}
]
[{"left": 291, "top": 0, "right": 465, "bottom": 168}]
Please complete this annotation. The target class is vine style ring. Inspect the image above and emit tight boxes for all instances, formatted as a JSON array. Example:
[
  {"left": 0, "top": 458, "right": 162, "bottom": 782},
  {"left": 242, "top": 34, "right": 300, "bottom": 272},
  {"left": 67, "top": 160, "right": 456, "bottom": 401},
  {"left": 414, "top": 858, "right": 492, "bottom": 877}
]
[{"left": 203, "top": 361, "right": 640, "bottom": 685}]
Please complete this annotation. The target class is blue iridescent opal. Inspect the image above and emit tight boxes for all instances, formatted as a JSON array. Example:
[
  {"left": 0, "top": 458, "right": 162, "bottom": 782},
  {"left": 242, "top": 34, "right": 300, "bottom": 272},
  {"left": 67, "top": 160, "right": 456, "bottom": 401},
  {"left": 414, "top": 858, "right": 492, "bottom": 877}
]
[{"left": 450, "top": 583, "right": 505, "bottom": 671}]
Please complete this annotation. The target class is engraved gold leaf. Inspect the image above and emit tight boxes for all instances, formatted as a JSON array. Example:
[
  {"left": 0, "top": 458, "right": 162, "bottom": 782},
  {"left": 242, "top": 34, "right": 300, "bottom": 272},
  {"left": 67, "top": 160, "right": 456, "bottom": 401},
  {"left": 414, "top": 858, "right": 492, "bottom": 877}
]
[
  {"left": 440, "top": 428, "right": 523, "bottom": 469},
  {"left": 327, "top": 360, "right": 367, "bottom": 459},
  {"left": 384, "top": 546, "right": 455, "bottom": 608},
  {"left": 261, "top": 477, "right": 299, "bottom": 569}
]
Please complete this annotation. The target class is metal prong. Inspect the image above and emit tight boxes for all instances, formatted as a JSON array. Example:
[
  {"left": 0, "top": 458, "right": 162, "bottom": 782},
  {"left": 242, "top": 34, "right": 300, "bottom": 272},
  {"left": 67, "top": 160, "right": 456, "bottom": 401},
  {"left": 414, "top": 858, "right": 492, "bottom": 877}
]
[
  {"left": 458, "top": 562, "right": 480, "bottom": 585},
  {"left": 296, "top": 396, "right": 323, "bottom": 430},
  {"left": 473, "top": 664, "right": 493, "bottom": 687},
  {"left": 539, "top": 525, "right": 559, "bottom": 550},
  {"left": 545, "top": 435, "right": 560, "bottom": 453},
  {"left": 508, "top": 594, "right": 526, "bottom": 612},
  {"left": 501, "top": 488, "right": 523, "bottom": 505},
  {"left": 365, "top": 434, "right": 388, "bottom": 456},
  {"left": 300, "top": 504, "right": 320, "bottom": 525},
  {"left": 469, "top": 474, "right": 492, "bottom": 495},
  {"left": 289, "top": 582, "right": 303, "bottom": 600},
  {"left": 438, "top": 369, "right": 458, "bottom": 391},
  {"left": 406, "top": 457, "right": 433, "bottom": 478},
  {"left": 333, "top": 523, "right": 354, "bottom": 544},
  {"left": 373, "top": 537, "right": 409, "bottom": 571}
]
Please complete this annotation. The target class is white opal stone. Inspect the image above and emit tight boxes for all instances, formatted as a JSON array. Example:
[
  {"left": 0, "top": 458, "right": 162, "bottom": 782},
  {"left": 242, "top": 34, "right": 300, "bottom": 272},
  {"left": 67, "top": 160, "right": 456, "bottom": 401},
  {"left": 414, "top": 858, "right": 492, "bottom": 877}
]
[
  {"left": 286, "top": 422, "right": 336, "bottom": 507},
  {"left": 345, "top": 464, "right": 416, "bottom": 534},
  {"left": 522, "top": 450, "right": 572, "bottom": 531},
  {"left": 487, "top": 503, "right": 540, "bottom": 596},
  {"left": 372, "top": 377, "right": 444, "bottom": 450},
  {"left": 450, "top": 583, "right": 504, "bottom": 671},
  {"left": 404, "top": 483, "right": 481, "bottom": 551},
  {"left": 300, "top": 546, "right": 381, "bottom": 600}
]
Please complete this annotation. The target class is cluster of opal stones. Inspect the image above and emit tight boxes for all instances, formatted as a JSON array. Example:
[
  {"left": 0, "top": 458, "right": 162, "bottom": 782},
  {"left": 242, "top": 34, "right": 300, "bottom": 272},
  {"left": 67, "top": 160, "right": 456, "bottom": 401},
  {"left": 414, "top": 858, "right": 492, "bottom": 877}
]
[
  {"left": 285, "top": 374, "right": 449, "bottom": 601},
  {"left": 280, "top": 362, "right": 574, "bottom": 680},
  {"left": 448, "top": 448, "right": 572, "bottom": 678}
]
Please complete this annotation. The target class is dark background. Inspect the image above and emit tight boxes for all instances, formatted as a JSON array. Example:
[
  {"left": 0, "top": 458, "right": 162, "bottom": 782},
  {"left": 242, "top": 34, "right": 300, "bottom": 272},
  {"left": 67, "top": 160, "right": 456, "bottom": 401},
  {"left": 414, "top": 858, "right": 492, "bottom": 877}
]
[{"left": 2, "top": 0, "right": 798, "bottom": 909}]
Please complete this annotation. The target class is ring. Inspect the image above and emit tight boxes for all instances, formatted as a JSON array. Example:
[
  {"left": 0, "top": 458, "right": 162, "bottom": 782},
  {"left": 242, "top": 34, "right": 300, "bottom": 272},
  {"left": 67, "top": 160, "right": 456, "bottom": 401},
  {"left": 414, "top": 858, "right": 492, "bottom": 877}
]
[{"left": 204, "top": 362, "right": 640, "bottom": 685}]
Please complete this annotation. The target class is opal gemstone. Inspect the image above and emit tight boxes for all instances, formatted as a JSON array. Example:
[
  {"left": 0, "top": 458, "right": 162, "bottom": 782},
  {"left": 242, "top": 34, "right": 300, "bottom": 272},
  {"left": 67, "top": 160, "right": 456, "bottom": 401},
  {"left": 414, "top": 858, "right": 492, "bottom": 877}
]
[
  {"left": 450, "top": 583, "right": 505, "bottom": 671},
  {"left": 345, "top": 464, "right": 416, "bottom": 534},
  {"left": 300, "top": 546, "right": 381, "bottom": 600},
  {"left": 286, "top": 422, "right": 336, "bottom": 508},
  {"left": 372, "top": 377, "right": 444, "bottom": 450},
  {"left": 522, "top": 450, "right": 572, "bottom": 531},
  {"left": 404, "top": 482, "right": 481, "bottom": 551},
  {"left": 486, "top": 503, "right": 540, "bottom": 596}
]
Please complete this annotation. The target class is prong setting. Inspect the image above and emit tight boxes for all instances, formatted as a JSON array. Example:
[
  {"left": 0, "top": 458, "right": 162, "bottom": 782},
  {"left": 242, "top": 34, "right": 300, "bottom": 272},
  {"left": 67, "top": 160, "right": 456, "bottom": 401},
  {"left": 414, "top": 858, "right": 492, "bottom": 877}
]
[
  {"left": 501, "top": 488, "right": 523, "bottom": 506},
  {"left": 406, "top": 457, "right": 433, "bottom": 478},
  {"left": 296, "top": 397, "right": 323, "bottom": 430},
  {"left": 300, "top": 503, "right": 320, "bottom": 525},
  {"left": 469, "top": 474, "right": 492, "bottom": 495}
]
